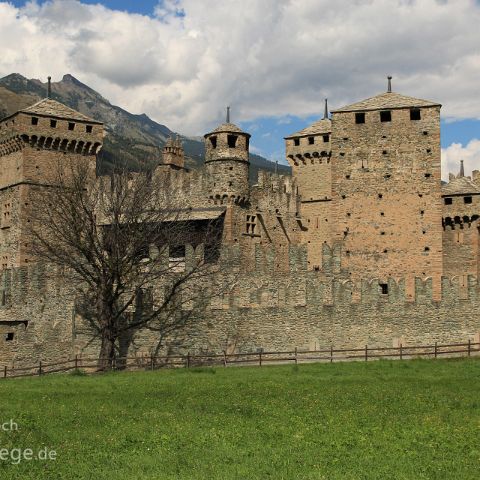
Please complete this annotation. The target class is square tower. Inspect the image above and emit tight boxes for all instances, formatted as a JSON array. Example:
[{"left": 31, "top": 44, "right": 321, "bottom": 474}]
[
  {"left": 330, "top": 88, "right": 443, "bottom": 285},
  {"left": 0, "top": 98, "right": 103, "bottom": 267}
]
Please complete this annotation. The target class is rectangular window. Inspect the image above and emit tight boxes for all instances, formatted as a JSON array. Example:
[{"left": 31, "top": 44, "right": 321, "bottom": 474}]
[
  {"left": 308, "top": 136, "right": 314, "bottom": 145},
  {"left": 464, "top": 196, "right": 473, "bottom": 204},
  {"left": 31, "top": 117, "right": 38, "bottom": 126},
  {"left": 169, "top": 245, "right": 186, "bottom": 272},
  {"left": 444, "top": 197, "right": 453, "bottom": 205},
  {"left": 379, "top": 283, "right": 388, "bottom": 295},
  {"left": 227, "top": 134, "right": 238, "bottom": 148},
  {"left": 322, "top": 134, "right": 329, "bottom": 143},
  {"left": 68, "top": 122, "right": 75, "bottom": 131},
  {"left": 410, "top": 109, "right": 421, "bottom": 120},
  {"left": 209, "top": 136, "right": 217, "bottom": 149},
  {"left": 246, "top": 215, "right": 258, "bottom": 235},
  {"left": 1, "top": 203, "right": 11, "bottom": 229},
  {"left": 86, "top": 125, "right": 93, "bottom": 133},
  {"left": 380, "top": 111, "right": 392, "bottom": 122},
  {"left": 5, "top": 332, "right": 14, "bottom": 341},
  {"left": 294, "top": 138, "right": 300, "bottom": 146},
  {"left": 50, "top": 119, "right": 57, "bottom": 128},
  {"left": 355, "top": 112, "right": 365, "bottom": 124}
]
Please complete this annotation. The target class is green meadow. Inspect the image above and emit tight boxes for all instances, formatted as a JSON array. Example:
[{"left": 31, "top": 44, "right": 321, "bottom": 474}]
[{"left": 0, "top": 358, "right": 479, "bottom": 479}]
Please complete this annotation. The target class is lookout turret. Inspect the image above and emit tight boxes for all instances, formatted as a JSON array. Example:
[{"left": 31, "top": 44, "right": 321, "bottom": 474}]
[{"left": 204, "top": 107, "right": 250, "bottom": 205}]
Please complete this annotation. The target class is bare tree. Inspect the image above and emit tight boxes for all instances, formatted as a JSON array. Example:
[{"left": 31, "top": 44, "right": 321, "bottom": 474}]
[{"left": 27, "top": 158, "right": 226, "bottom": 370}]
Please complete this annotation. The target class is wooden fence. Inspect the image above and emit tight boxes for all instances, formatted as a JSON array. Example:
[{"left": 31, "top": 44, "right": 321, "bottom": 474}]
[{"left": 1, "top": 339, "right": 480, "bottom": 379}]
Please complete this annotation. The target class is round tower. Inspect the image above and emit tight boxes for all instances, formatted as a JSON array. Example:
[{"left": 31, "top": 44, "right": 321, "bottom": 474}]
[{"left": 204, "top": 108, "right": 250, "bottom": 205}]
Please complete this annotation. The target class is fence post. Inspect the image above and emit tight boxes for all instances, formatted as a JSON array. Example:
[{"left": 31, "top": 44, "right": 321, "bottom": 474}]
[
  {"left": 330, "top": 345, "right": 333, "bottom": 363},
  {"left": 400, "top": 343, "right": 403, "bottom": 360},
  {"left": 38, "top": 361, "right": 42, "bottom": 376},
  {"left": 468, "top": 339, "right": 471, "bottom": 357},
  {"left": 365, "top": 345, "right": 368, "bottom": 362},
  {"left": 294, "top": 347, "right": 298, "bottom": 365},
  {"left": 223, "top": 350, "right": 227, "bottom": 367},
  {"left": 434, "top": 342, "right": 437, "bottom": 359}
]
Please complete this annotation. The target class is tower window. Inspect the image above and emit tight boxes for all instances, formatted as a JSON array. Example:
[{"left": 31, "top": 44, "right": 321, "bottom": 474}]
[
  {"left": 209, "top": 136, "right": 217, "bottom": 149},
  {"left": 380, "top": 111, "right": 392, "bottom": 122},
  {"left": 444, "top": 197, "right": 453, "bottom": 205},
  {"left": 322, "top": 135, "right": 329, "bottom": 143},
  {"left": 294, "top": 138, "right": 300, "bottom": 146},
  {"left": 169, "top": 245, "right": 186, "bottom": 272},
  {"left": 464, "top": 196, "right": 473, "bottom": 204},
  {"left": 379, "top": 283, "right": 388, "bottom": 295},
  {"left": 355, "top": 112, "right": 365, "bottom": 124},
  {"left": 246, "top": 215, "right": 258, "bottom": 235},
  {"left": 86, "top": 125, "right": 93, "bottom": 133},
  {"left": 68, "top": 123, "right": 75, "bottom": 131},
  {"left": 31, "top": 117, "right": 38, "bottom": 126},
  {"left": 308, "top": 137, "right": 314, "bottom": 145},
  {"left": 227, "top": 135, "right": 238, "bottom": 148},
  {"left": 410, "top": 109, "right": 421, "bottom": 120},
  {"left": 50, "top": 119, "right": 57, "bottom": 128},
  {"left": 5, "top": 332, "right": 14, "bottom": 341}
]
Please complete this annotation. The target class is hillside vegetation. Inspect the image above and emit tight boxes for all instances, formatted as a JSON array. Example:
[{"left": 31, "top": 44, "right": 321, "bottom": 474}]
[{"left": 0, "top": 358, "right": 479, "bottom": 479}]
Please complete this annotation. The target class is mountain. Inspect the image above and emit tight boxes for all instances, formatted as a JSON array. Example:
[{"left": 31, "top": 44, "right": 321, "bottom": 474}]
[{"left": 0, "top": 73, "right": 291, "bottom": 181}]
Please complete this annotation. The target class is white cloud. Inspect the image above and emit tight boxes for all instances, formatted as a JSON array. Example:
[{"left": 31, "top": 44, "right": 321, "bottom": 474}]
[
  {"left": 441, "top": 139, "right": 480, "bottom": 181},
  {"left": 1, "top": 0, "right": 480, "bottom": 139}
]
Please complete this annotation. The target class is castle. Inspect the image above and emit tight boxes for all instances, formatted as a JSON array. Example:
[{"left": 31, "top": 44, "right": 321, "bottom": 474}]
[{"left": 0, "top": 77, "right": 479, "bottom": 367}]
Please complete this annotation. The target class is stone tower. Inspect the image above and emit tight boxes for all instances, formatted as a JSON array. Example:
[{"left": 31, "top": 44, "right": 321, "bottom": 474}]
[
  {"left": 0, "top": 96, "right": 103, "bottom": 268},
  {"left": 204, "top": 108, "right": 250, "bottom": 205},
  {"left": 162, "top": 136, "right": 184, "bottom": 169},
  {"left": 285, "top": 99, "right": 332, "bottom": 270},
  {"left": 330, "top": 78, "right": 443, "bottom": 292}
]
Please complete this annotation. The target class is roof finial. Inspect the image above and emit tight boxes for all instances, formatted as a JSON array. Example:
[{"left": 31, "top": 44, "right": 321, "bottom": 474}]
[
  {"left": 323, "top": 98, "right": 329, "bottom": 120},
  {"left": 387, "top": 76, "right": 392, "bottom": 93},
  {"left": 460, "top": 159, "right": 465, "bottom": 178},
  {"left": 47, "top": 76, "right": 52, "bottom": 98},
  {"left": 226, "top": 106, "right": 230, "bottom": 123}
]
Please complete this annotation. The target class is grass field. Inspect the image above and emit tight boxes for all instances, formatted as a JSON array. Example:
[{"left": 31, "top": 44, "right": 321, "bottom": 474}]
[{"left": 0, "top": 358, "right": 479, "bottom": 479}]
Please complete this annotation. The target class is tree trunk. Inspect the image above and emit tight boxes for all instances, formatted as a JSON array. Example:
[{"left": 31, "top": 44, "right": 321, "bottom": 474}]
[{"left": 98, "top": 334, "right": 116, "bottom": 371}]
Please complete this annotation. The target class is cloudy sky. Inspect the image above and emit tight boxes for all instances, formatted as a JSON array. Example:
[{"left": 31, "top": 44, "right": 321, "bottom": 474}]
[{"left": 1, "top": 0, "right": 480, "bottom": 179}]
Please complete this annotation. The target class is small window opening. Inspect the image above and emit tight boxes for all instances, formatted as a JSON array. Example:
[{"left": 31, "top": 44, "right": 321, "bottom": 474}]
[
  {"left": 378, "top": 193, "right": 383, "bottom": 199},
  {"left": 426, "top": 148, "right": 431, "bottom": 153},
  {"left": 355, "top": 112, "right": 365, "bottom": 124},
  {"left": 5, "top": 332, "right": 14, "bottom": 341},
  {"left": 86, "top": 125, "right": 93, "bottom": 133},
  {"left": 383, "top": 249, "right": 388, "bottom": 253},
  {"left": 308, "top": 137, "right": 314, "bottom": 145},
  {"left": 50, "top": 119, "right": 57, "bottom": 128},
  {"left": 410, "top": 109, "right": 421, "bottom": 120},
  {"left": 169, "top": 245, "right": 186, "bottom": 271},
  {"left": 424, "top": 246, "right": 430, "bottom": 252},
  {"left": 210, "top": 136, "right": 217, "bottom": 148},
  {"left": 420, "top": 210, "right": 425, "bottom": 215},
  {"left": 68, "top": 122, "right": 75, "bottom": 131},
  {"left": 423, "top": 131, "right": 428, "bottom": 135},
  {"left": 464, "top": 196, "right": 473, "bottom": 204},
  {"left": 246, "top": 215, "right": 258, "bottom": 235},
  {"left": 322, "top": 135, "right": 329, "bottom": 143},
  {"left": 346, "top": 174, "right": 350, "bottom": 179},
  {"left": 382, "top": 150, "right": 388, "bottom": 155},
  {"left": 227, "top": 135, "right": 238, "bottom": 148},
  {"left": 380, "top": 111, "right": 392, "bottom": 122},
  {"left": 294, "top": 138, "right": 300, "bottom": 146},
  {"left": 31, "top": 117, "right": 38, "bottom": 126},
  {"left": 444, "top": 197, "right": 453, "bottom": 205},
  {"left": 380, "top": 231, "right": 385, "bottom": 235},
  {"left": 379, "top": 283, "right": 388, "bottom": 295},
  {"left": 425, "top": 173, "right": 431, "bottom": 178},
  {"left": 342, "top": 195, "right": 346, "bottom": 199},
  {"left": 380, "top": 212, "right": 384, "bottom": 216}
]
